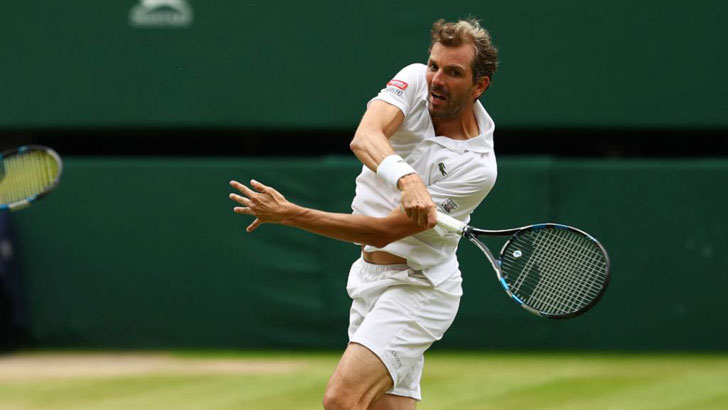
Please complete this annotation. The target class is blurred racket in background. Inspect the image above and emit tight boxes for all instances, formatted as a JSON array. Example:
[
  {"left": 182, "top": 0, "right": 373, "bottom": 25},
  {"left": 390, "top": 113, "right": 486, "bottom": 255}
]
[{"left": 0, "top": 145, "right": 63, "bottom": 211}]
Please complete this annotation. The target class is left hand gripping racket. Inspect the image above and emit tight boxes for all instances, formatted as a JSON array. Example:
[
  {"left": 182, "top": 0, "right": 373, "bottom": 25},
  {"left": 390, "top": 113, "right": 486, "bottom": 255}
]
[
  {"left": 437, "top": 211, "right": 610, "bottom": 319},
  {"left": 0, "top": 145, "right": 63, "bottom": 211}
]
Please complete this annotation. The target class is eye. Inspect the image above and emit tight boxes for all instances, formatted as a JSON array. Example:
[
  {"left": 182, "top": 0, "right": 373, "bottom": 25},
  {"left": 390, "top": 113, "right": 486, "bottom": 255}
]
[
  {"left": 450, "top": 69, "right": 461, "bottom": 77},
  {"left": 428, "top": 62, "right": 438, "bottom": 71}
]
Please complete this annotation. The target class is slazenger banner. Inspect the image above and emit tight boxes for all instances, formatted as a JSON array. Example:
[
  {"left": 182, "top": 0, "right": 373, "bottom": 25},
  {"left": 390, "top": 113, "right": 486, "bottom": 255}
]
[{"left": 129, "top": 0, "right": 193, "bottom": 28}]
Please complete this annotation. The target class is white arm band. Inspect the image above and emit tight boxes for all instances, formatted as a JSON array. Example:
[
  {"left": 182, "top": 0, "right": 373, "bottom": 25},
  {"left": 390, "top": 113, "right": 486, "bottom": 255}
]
[{"left": 376, "top": 154, "right": 416, "bottom": 190}]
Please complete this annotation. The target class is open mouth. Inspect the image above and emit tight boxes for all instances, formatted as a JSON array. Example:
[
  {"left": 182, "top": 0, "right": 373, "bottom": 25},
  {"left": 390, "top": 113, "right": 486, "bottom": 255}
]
[{"left": 431, "top": 91, "right": 447, "bottom": 101}]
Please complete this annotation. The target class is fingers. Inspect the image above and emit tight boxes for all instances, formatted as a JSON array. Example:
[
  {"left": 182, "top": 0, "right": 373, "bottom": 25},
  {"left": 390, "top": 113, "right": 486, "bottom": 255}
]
[
  {"left": 229, "top": 193, "right": 251, "bottom": 206},
  {"left": 417, "top": 207, "right": 427, "bottom": 227},
  {"left": 426, "top": 207, "right": 437, "bottom": 229},
  {"left": 251, "top": 179, "right": 287, "bottom": 202},
  {"left": 233, "top": 206, "right": 252, "bottom": 215},
  {"left": 402, "top": 200, "right": 437, "bottom": 229},
  {"left": 417, "top": 205, "right": 436, "bottom": 228},
  {"left": 230, "top": 180, "right": 257, "bottom": 197},
  {"left": 229, "top": 180, "right": 269, "bottom": 233},
  {"left": 397, "top": 174, "right": 437, "bottom": 229},
  {"left": 230, "top": 179, "right": 281, "bottom": 199},
  {"left": 228, "top": 179, "right": 265, "bottom": 207},
  {"left": 229, "top": 179, "right": 244, "bottom": 190},
  {"left": 249, "top": 179, "right": 271, "bottom": 193},
  {"left": 246, "top": 218, "right": 261, "bottom": 232}
]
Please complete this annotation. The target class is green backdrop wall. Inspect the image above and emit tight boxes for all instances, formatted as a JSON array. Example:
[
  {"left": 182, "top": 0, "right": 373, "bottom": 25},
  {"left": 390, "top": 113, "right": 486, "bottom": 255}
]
[
  {"left": 11, "top": 157, "right": 728, "bottom": 350},
  {"left": 2, "top": 0, "right": 726, "bottom": 129}
]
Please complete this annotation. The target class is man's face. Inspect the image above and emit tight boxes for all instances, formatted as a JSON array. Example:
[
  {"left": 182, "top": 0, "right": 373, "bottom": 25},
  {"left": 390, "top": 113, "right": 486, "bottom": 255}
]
[{"left": 426, "top": 42, "right": 485, "bottom": 119}]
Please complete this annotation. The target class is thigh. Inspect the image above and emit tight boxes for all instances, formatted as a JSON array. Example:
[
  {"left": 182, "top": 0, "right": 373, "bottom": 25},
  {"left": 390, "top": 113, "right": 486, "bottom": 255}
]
[
  {"left": 325, "top": 342, "right": 394, "bottom": 408},
  {"left": 370, "top": 394, "right": 417, "bottom": 410},
  {"left": 351, "top": 282, "right": 460, "bottom": 400}
]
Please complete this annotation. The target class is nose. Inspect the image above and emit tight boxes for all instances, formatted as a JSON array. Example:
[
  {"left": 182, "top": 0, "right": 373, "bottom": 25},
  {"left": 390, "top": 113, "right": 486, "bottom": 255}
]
[{"left": 431, "top": 69, "right": 445, "bottom": 86}]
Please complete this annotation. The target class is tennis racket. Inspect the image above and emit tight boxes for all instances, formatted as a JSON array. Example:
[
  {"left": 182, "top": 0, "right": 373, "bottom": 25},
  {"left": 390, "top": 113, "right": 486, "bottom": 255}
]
[
  {"left": 437, "top": 211, "right": 610, "bottom": 319},
  {"left": 0, "top": 145, "right": 63, "bottom": 211}
]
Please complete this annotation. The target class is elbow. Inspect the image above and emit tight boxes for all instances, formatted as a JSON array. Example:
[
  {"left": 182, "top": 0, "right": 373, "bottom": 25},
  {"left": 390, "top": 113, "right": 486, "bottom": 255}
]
[
  {"left": 349, "top": 133, "right": 363, "bottom": 155},
  {"left": 350, "top": 129, "right": 374, "bottom": 156}
]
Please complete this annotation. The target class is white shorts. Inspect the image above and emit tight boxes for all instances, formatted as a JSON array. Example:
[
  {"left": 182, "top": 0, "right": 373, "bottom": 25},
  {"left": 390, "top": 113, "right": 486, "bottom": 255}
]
[{"left": 346, "top": 258, "right": 462, "bottom": 400}]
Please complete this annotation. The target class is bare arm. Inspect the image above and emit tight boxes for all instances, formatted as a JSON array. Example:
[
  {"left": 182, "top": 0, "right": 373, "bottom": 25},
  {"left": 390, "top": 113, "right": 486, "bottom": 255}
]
[
  {"left": 229, "top": 180, "right": 426, "bottom": 248},
  {"left": 349, "top": 100, "right": 404, "bottom": 171},
  {"left": 349, "top": 100, "right": 437, "bottom": 228}
]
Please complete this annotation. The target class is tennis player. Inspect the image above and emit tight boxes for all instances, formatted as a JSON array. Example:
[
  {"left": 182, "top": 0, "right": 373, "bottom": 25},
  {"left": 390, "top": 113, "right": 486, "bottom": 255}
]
[{"left": 230, "top": 18, "right": 498, "bottom": 410}]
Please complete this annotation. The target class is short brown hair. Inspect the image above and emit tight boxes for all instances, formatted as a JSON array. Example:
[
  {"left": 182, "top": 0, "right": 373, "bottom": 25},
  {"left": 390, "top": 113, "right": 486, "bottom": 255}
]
[{"left": 430, "top": 18, "right": 499, "bottom": 83}]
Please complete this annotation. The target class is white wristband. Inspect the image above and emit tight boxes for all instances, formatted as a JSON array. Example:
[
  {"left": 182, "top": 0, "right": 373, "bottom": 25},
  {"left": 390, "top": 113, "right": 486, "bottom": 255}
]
[{"left": 376, "top": 154, "right": 416, "bottom": 190}]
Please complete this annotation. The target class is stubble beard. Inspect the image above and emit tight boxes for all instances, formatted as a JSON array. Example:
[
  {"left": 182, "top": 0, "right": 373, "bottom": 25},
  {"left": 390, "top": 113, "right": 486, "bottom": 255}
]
[{"left": 428, "top": 88, "right": 473, "bottom": 120}]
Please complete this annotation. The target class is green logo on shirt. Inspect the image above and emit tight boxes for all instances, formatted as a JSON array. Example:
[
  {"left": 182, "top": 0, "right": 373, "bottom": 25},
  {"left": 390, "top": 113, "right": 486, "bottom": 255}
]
[{"left": 438, "top": 162, "right": 447, "bottom": 176}]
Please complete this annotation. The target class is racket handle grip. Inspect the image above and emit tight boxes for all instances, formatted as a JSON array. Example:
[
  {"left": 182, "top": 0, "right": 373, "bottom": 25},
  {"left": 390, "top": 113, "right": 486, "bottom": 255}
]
[{"left": 436, "top": 211, "right": 467, "bottom": 235}]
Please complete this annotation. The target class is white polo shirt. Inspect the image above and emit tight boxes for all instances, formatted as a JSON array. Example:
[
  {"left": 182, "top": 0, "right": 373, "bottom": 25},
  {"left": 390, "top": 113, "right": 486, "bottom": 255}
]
[{"left": 351, "top": 63, "right": 498, "bottom": 286}]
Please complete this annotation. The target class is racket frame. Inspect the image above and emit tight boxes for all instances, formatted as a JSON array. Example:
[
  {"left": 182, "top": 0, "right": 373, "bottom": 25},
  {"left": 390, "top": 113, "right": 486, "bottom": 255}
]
[
  {"left": 466, "top": 224, "right": 610, "bottom": 319},
  {"left": 436, "top": 212, "right": 610, "bottom": 319},
  {"left": 0, "top": 145, "right": 63, "bottom": 211}
]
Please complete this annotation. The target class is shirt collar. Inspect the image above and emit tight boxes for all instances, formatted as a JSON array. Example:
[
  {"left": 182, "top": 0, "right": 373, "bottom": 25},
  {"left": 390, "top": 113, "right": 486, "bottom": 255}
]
[{"left": 423, "top": 99, "right": 495, "bottom": 155}]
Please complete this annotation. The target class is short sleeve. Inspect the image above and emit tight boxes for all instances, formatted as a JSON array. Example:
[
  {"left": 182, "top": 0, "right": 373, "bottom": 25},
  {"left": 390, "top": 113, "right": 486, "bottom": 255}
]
[{"left": 368, "top": 63, "right": 426, "bottom": 118}]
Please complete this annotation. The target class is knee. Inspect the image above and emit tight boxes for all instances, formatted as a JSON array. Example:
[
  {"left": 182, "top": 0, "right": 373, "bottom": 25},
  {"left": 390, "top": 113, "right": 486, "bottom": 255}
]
[
  {"left": 321, "top": 391, "right": 337, "bottom": 410},
  {"left": 322, "top": 385, "right": 360, "bottom": 410},
  {"left": 322, "top": 388, "right": 346, "bottom": 410}
]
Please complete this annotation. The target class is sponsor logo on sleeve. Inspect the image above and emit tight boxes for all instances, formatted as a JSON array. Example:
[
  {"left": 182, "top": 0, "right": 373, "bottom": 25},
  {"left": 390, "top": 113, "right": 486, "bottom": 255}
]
[
  {"left": 386, "top": 79, "right": 408, "bottom": 90},
  {"left": 383, "top": 79, "right": 408, "bottom": 97},
  {"left": 384, "top": 88, "right": 404, "bottom": 97}
]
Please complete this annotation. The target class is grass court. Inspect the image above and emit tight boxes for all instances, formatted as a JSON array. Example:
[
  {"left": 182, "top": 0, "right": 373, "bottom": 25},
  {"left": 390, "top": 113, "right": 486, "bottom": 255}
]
[{"left": 1, "top": 351, "right": 726, "bottom": 409}]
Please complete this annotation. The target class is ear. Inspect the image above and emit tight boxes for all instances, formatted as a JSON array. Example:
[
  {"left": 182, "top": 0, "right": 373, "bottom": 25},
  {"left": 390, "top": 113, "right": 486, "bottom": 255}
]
[{"left": 472, "top": 76, "right": 490, "bottom": 99}]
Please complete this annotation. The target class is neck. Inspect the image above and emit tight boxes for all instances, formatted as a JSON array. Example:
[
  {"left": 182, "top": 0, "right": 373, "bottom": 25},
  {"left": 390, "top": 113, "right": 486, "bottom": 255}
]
[{"left": 432, "top": 104, "right": 479, "bottom": 140}]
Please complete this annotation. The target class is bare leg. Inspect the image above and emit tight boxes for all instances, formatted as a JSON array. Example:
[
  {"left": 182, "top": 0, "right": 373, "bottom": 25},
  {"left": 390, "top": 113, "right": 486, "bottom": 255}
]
[
  {"left": 369, "top": 394, "right": 417, "bottom": 410},
  {"left": 323, "top": 343, "right": 394, "bottom": 410}
]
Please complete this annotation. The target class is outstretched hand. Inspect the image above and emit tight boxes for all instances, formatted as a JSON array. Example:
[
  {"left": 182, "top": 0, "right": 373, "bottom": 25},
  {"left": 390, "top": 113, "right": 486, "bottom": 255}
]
[{"left": 229, "top": 179, "right": 295, "bottom": 232}]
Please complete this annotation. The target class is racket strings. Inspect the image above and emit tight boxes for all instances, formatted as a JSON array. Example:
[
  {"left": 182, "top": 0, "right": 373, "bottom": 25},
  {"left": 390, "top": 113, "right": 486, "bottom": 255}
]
[
  {"left": 526, "top": 232, "right": 604, "bottom": 312},
  {"left": 525, "top": 234, "right": 606, "bottom": 314},
  {"left": 515, "top": 233, "right": 605, "bottom": 314},
  {"left": 533, "top": 238, "right": 602, "bottom": 313},
  {"left": 0, "top": 151, "right": 59, "bottom": 204},
  {"left": 506, "top": 230, "right": 606, "bottom": 298},
  {"left": 501, "top": 228, "right": 608, "bottom": 315}
]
